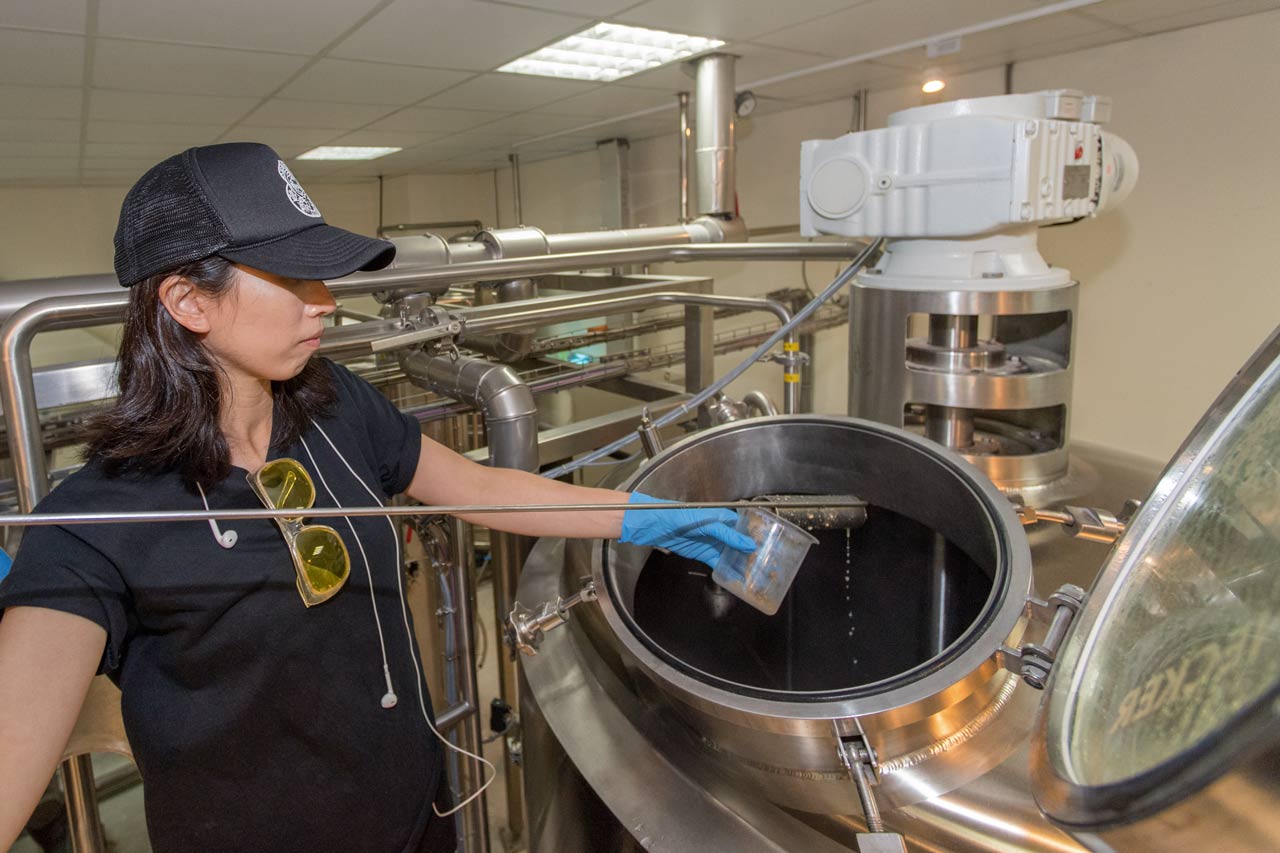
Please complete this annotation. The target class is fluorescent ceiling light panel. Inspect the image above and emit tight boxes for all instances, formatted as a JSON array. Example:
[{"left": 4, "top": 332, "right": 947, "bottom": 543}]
[
  {"left": 497, "top": 23, "right": 725, "bottom": 82},
  {"left": 297, "top": 146, "right": 401, "bottom": 160}
]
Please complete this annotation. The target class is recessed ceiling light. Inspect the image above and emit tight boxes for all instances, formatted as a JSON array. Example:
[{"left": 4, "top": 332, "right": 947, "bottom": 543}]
[
  {"left": 497, "top": 23, "right": 725, "bottom": 82},
  {"left": 297, "top": 146, "right": 401, "bottom": 161},
  {"left": 921, "top": 68, "right": 947, "bottom": 94}
]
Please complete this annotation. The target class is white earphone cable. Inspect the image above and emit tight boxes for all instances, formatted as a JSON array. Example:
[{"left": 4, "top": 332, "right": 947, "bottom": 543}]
[
  {"left": 309, "top": 421, "right": 495, "bottom": 817},
  {"left": 299, "top": 436, "right": 399, "bottom": 710}
]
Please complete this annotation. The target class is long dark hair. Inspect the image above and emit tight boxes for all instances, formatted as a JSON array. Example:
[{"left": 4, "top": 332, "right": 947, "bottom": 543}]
[{"left": 83, "top": 256, "right": 336, "bottom": 487}]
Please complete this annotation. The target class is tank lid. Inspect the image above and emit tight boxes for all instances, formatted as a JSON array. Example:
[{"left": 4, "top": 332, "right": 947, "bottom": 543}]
[{"left": 1031, "top": 324, "right": 1280, "bottom": 842}]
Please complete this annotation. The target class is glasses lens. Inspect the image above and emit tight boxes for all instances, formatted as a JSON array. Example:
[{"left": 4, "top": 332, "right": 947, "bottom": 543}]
[
  {"left": 257, "top": 459, "right": 315, "bottom": 512},
  {"left": 294, "top": 527, "right": 349, "bottom": 594}
]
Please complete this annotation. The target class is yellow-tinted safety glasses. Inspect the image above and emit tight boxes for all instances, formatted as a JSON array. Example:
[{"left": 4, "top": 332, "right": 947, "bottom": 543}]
[{"left": 247, "top": 458, "right": 351, "bottom": 607}]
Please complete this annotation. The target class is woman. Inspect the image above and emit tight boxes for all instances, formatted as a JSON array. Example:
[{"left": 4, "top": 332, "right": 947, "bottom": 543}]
[{"left": 0, "top": 143, "right": 754, "bottom": 852}]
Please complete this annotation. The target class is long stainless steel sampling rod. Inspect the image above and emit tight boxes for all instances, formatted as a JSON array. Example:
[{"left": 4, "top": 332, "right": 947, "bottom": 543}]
[{"left": 0, "top": 499, "right": 870, "bottom": 527}]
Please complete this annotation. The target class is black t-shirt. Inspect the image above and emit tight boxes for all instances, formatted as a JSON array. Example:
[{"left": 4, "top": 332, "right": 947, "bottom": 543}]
[{"left": 0, "top": 360, "right": 452, "bottom": 852}]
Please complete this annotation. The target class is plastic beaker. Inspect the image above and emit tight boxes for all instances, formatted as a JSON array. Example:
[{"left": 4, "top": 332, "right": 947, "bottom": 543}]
[{"left": 713, "top": 506, "right": 818, "bottom": 616}]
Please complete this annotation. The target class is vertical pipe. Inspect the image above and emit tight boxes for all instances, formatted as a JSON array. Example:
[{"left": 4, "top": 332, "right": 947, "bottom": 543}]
[
  {"left": 923, "top": 315, "right": 978, "bottom": 450},
  {"left": 782, "top": 331, "right": 801, "bottom": 415},
  {"left": 683, "top": 304, "right": 715, "bottom": 428},
  {"left": 677, "top": 92, "right": 691, "bottom": 223},
  {"left": 62, "top": 756, "right": 108, "bottom": 852},
  {"left": 450, "top": 517, "right": 491, "bottom": 853},
  {"left": 852, "top": 88, "right": 869, "bottom": 133},
  {"left": 398, "top": 353, "right": 537, "bottom": 847},
  {"left": 508, "top": 153, "right": 523, "bottom": 225},
  {"left": 693, "top": 53, "right": 736, "bottom": 217},
  {"left": 926, "top": 532, "right": 951, "bottom": 659}
]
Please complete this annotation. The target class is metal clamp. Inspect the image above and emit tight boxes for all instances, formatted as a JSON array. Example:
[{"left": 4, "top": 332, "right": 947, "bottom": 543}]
[
  {"left": 834, "top": 734, "right": 907, "bottom": 853},
  {"left": 369, "top": 317, "right": 463, "bottom": 353},
  {"left": 763, "top": 348, "right": 810, "bottom": 369},
  {"left": 505, "top": 579, "right": 598, "bottom": 657},
  {"left": 1015, "top": 499, "right": 1141, "bottom": 545},
  {"left": 999, "top": 584, "right": 1086, "bottom": 689}
]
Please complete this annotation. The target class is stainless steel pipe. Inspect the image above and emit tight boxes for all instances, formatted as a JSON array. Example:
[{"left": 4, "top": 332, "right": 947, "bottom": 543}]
[
  {"left": 0, "top": 242, "right": 864, "bottom": 326},
  {"left": 398, "top": 352, "right": 538, "bottom": 843},
  {"left": 450, "top": 516, "right": 490, "bottom": 853},
  {"left": 678, "top": 92, "right": 692, "bottom": 223},
  {"left": 694, "top": 53, "right": 737, "bottom": 217}
]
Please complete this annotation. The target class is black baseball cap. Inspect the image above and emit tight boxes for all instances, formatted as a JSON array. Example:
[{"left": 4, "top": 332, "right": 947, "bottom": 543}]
[{"left": 113, "top": 142, "right": 395, "bottom": 287}]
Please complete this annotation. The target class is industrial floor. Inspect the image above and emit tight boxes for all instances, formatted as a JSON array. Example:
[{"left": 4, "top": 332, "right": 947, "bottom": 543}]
[{"left": 11, "top": 578, "right": 513, "bottom": 853}]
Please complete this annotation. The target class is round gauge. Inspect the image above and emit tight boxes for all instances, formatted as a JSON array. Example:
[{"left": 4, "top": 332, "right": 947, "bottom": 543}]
[{"left": 735, "top": 91, "right": 757, "bottom": 118}]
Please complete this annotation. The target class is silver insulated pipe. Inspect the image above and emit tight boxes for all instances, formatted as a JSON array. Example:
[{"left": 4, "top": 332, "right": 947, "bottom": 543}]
[{"left": 694, "top": 53, "right": 736, "bottom": 217}]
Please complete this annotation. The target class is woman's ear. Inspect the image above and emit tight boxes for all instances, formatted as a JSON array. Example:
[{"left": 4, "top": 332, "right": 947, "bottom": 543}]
[{"left": 157, "top": 275, "right": 211, "bottom": 334}]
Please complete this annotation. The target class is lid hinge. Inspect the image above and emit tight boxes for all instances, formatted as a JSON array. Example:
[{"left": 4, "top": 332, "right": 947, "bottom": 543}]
[
  {"left": 999, "top": 584, "right": 1086, "bottom": 689},
  {"left": 834, "top": 731, "right": 908, "bottom": 853}
]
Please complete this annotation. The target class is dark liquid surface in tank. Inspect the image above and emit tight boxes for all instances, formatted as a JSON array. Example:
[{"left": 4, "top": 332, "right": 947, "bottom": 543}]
[{"left": 631, "top": 507, "right": 993, "bottom": 692}]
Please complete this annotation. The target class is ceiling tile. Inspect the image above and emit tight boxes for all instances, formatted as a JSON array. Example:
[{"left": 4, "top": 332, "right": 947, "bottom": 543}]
[
  {"left": 220, "top": 126, "right": 347, "bottom": 150},
  {"left": 240, "top": 98, "right": 394, "bottom": 130},
  {"left": 0, "top": 85, "right": 82, "bottom": 119},
  {"left": 616, "top": 0, "right": 854, "bottom": 42},
  {"left": 86, "top": 120, "right": 226, "bottom": 145},
  {"left": 0, "top": 1, "right": 87, "bottom": 33},
  {"left": 0, "top": 140, "right": 80, "bottom": 157},
  {"left": 377, "top": 137, "right": 494, "bottom": 164},
  {"left": 421, "top": 73, "right": 598, "bottom": 112},
  {"left": 614, "top": 42, "right": 831, "bottom": 91},
  {"left": 0, "top": 29, "right": 84, "bottom": 87},
  {"left": 756, "top": 0, "right": 1042, "bottom": 57},
  {"left": 97, "top": 0, "right": 383, "bottom": 53},
  {"left": 369, "top": 106, "right": 511, "bottom": 133},
  {"left": 538, "top": 84, "right": 676, "bottom": 117},
  {"left": 331, "top": 129, "right": 446, "bottom": 148},
  {"left": 92, "top": 39, "right": 308, "bottom": 96},
  {"left": 331, "top": 0, "right": 590, "bottom": 71},
  {"left": 89, "top": 89, "right": 260, "bottom": 124},
  {"left": 279, "top": 58, "right": 471, "bottom": 106},
  {"left": 458, "top": 111, "right": 597, "bottom": 139},
  {"left": 0, "top": 117, "right": 81, "bottom": 142},
  {"left": 749, "top": 59, "right": 907, "bottom": 102},
  {"left": 1117, "top": 0, "right": 1280, "bottom": 34}
]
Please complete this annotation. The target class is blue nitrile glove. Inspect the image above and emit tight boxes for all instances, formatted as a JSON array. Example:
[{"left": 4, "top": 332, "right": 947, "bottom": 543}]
[
  {"left": 619, "top": 492, "right": 757, "bottom": 569},
  {"left": 0, "top": 547, "right": 10, "bottom": 583}
]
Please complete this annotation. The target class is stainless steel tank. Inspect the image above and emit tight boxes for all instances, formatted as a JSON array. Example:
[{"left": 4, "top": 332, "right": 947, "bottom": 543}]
[
  {"left": 580, "top": 416, "right": 1037, "bottom": 815},
  {"left": 515, "top": 325, "right": 1280, "bottom": 852}
]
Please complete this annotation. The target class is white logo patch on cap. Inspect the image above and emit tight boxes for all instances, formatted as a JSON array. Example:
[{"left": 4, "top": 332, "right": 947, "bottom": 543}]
[{"left": 278, "top": 160, "right": 321, "bottom": 218}]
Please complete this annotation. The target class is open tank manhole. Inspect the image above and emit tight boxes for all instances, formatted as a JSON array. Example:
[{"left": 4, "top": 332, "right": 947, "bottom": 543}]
[{"left": 631, "top": 506, "right": 993, "bottom": 693}]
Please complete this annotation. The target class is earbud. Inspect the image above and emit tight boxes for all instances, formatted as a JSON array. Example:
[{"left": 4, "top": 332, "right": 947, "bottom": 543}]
[
  {"left": 196, "top": 483, "right": 237, "bottom": 551},
  {"left": 207, "top": 519, "right": 238, "bottom": 549},
  {"left": 381, "top": 664, "right": 397, "bottom": 709}
]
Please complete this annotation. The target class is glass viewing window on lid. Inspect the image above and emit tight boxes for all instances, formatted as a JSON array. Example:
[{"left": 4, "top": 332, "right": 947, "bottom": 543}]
[{"left": 1049, "top": 351, "right": 1280, "bottom": 787}]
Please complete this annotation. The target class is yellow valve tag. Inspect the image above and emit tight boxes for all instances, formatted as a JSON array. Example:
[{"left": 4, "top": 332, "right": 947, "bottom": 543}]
[
  {"left": 783, "top": 341, "right": 800, "bottom": 352},
  {"left": 784, "top": 373, "right": 801, "bottom": 383}
]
